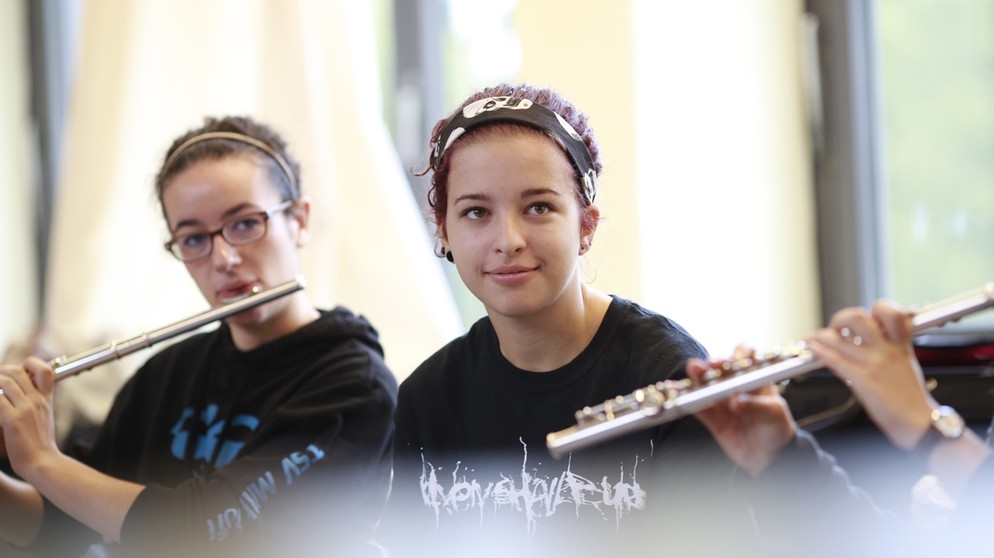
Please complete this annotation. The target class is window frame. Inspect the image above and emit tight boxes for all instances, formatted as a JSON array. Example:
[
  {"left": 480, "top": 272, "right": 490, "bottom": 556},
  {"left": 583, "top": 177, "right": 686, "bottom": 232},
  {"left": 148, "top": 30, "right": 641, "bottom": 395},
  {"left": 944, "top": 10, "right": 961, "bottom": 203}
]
[
  {"left": 806, "top": 0, "right": 885, "bottom": 318},
  {"left": 806, "top": 0, "right": 994, "bottom": 344}
]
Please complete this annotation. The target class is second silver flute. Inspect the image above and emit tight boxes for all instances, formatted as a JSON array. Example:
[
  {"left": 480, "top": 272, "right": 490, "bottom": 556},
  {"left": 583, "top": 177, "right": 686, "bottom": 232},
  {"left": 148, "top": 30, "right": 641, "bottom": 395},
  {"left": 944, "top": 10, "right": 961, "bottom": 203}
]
[
  {"left": 546, "top": 282, "right": 994, "bottom": 459},
  {"left": 46, "top": 276, "right": 307, "bottom": 382}
]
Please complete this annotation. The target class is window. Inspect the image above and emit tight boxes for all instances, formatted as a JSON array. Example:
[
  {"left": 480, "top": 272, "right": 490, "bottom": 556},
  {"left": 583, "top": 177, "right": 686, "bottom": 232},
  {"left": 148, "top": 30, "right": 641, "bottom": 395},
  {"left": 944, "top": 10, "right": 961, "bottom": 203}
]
[
  {"left": 876, "top": 0, "right": 994, "bottom": 321},
  {"left": 390, "top": 0, "right": 520, "bottom": 327},
  {"left": 809, "top": 0, "right": 994, "bottom": 336}
]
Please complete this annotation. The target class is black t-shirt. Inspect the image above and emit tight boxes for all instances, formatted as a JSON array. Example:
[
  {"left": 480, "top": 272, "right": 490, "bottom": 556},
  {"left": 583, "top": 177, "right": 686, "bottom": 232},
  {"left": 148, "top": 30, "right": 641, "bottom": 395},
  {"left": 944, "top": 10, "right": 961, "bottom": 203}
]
[{"left": 384, "top": 297, "right": 757, "bottom": 557}]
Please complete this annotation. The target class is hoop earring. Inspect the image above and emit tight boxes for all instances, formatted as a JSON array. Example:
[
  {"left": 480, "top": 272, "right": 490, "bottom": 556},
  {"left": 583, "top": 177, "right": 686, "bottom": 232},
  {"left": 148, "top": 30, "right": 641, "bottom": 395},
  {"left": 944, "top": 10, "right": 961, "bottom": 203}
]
[
  {"left": 445, "top": 250, "right": 454, "bottom": 263},
  {"left": 579, "top": 253, "right": 597, "bottom": 284}
]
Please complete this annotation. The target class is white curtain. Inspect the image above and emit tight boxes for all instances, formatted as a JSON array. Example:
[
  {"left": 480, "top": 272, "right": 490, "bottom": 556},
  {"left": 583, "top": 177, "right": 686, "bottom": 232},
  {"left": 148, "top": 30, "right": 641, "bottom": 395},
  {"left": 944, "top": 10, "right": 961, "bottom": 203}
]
[
  {"left": 44, "top": 0, "right": 462, "bottom": 439},
  {"left": 0, "top": 0, "right": 38, "bottom": 358}
]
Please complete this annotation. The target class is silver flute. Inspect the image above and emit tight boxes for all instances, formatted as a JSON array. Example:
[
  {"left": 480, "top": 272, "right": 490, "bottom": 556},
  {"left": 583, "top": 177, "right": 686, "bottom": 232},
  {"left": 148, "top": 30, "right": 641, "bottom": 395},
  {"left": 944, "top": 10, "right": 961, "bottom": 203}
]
[
  {"left": 45, "top": 276, "right": 307, "bottom": 381},
  {"left": 546, "top": 282, "right": 994, "bottom": 459}
]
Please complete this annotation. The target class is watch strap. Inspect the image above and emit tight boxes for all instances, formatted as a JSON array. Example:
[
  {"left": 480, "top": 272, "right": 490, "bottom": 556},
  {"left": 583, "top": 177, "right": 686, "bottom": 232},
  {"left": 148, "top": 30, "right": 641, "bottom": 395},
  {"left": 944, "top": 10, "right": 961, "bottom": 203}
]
[{"left": 909, "top": 405, "right": 965, "bottom": 464}]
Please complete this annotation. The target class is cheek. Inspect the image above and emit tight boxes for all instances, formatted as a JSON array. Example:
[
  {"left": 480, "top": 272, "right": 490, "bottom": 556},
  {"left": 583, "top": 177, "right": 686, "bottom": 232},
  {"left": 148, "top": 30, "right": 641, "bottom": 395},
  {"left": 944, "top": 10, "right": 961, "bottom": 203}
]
[
  {"left": 444, "top": 217, "right": 470, "bottom": 249},
  {"left": 446, "top": 234, "right": 473, "bottom": 260},
  {"left": 183, "top": 264, "right": 216, "bottom": 298}
]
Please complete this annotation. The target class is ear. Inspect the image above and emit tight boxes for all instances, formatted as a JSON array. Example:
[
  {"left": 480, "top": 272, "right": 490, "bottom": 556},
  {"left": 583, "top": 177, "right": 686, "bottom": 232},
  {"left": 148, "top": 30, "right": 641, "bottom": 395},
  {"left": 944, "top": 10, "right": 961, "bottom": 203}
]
[
  {"left": 436, "top": 221, "right": 449, "bottom": 254},
  {"left": 290, "top": 196, "right": 312, "bottom": 248},
  {"left": 580, "top": 202, "right": 600, "bottom": 250}
]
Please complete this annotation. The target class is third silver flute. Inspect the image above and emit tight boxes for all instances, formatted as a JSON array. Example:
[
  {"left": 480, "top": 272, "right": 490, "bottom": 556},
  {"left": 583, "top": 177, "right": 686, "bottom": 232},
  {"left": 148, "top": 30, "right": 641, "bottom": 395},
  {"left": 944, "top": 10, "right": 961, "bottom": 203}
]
[{"left": 546, "top": 282, "right": 994, "bottom": 459}]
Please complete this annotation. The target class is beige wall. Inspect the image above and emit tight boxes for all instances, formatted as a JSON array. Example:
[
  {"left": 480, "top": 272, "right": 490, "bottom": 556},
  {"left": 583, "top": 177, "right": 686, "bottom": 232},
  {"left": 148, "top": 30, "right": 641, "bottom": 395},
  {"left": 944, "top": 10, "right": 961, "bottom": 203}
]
[
  {"left": 515, "top": 0, "right": 642, "bottom": 303},
  {"left": 514, "top": 0, "right": 821, "bottom": 353}
]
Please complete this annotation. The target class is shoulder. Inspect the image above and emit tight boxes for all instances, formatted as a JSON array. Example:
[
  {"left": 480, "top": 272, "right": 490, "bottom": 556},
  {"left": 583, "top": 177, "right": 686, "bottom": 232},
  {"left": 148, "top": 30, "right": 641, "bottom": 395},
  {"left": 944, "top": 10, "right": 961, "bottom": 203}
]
[
  {"left": 137, "top": 326, "right": 224, "bottom": 373},
  {"left": 399, "top": 316, "right": 492, "bottom": 395},
  {"left": 312, "top": 307, "right": 385, "bottom": 355},
  {"left": 293, "top": 308, "right": 396, "bottom": 393},
  {"left": 606, "top": 296, "right": 709, "bottom": 358},
  {"left": 278, "top": 308, "right": 386, "bottom": 370}
]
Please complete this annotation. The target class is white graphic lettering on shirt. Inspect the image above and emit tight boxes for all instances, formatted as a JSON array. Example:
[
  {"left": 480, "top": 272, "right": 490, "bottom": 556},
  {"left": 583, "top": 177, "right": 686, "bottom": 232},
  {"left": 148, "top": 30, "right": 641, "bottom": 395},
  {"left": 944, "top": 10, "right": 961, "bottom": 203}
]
[{"left": 418, "top": 439, "right": 646, "bottom": 536}]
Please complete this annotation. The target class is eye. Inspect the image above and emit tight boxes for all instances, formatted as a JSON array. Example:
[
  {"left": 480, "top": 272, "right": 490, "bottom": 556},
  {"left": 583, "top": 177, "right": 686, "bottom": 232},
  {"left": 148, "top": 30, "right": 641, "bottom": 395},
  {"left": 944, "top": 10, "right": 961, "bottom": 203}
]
[
  {"left": 226, "top": 215, "right": 266, "bottom": 239},
  {"left": 461, "top": 207, "right": 488, "bottom": 220},
  {"left": 527, "top": 202, "right": 552, "bottom": 215},
  {"left": 179, "top": 233, "right": 209, "bottom": 249}
]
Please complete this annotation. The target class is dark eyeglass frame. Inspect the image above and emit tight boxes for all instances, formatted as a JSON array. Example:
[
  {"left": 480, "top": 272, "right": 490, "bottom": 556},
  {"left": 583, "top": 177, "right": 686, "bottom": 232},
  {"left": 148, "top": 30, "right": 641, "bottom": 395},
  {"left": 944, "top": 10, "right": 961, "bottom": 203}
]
[{"left": 164, "top": 200, "right": 293, "bottom": 262}]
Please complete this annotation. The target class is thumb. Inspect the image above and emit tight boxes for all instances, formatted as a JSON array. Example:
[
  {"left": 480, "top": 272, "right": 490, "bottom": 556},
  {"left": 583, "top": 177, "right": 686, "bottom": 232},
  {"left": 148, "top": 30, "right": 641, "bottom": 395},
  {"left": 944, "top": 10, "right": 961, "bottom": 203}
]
[{"left": 22, "top": 356, "right": 55, "bottom": 394}]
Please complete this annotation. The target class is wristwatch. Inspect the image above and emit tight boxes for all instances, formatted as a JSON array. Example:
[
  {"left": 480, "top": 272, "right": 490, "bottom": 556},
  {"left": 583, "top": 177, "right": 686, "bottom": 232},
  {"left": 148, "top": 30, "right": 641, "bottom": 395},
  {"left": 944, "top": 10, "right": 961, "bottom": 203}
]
[{"left": 911, "top": 405, "right": 965, "bottom": 463}]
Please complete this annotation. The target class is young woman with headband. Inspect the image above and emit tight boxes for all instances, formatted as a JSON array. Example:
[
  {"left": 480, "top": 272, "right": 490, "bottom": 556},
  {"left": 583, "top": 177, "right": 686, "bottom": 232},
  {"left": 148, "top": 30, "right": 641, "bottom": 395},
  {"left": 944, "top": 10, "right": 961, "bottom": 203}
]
[
  {"left": 0, "top": 116, "right": 397, "bottom": 557},
  {"left": 380, "top": 84, "right": 758, "bottom": 557}
]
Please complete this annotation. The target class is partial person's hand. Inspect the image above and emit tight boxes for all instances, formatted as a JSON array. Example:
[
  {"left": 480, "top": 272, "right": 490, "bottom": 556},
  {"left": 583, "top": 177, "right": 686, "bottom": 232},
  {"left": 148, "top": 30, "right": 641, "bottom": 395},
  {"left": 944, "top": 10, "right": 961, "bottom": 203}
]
[
  {"left": 689, "top": 346, "right": 798, "bottom": 477},
  {"left": 0, "top": 357, "right": 59, "bottom": 476},
  {"left": 805, "top": 301, "right": 933, "bottom": 450}
]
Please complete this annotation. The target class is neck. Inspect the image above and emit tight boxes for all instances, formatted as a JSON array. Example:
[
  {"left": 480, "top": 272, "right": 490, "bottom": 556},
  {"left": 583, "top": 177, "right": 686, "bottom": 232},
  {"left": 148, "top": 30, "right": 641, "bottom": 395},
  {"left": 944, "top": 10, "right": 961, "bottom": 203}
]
[
  {"left": 489, "top": 284, "right": 612, "bottom": 372},
  {"left": 229, "top": 292, "right": 319, "bottom": 351}
]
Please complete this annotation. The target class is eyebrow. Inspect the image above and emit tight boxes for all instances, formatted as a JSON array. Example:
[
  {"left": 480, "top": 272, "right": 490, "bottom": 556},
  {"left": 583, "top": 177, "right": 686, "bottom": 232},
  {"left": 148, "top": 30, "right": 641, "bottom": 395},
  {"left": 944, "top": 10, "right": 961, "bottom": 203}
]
[
  {"left": 451, "top": 187, "right": 563, "bottom": 205},
  {"left": 171, "top": 202, "right": 260, "bottom": 232}
]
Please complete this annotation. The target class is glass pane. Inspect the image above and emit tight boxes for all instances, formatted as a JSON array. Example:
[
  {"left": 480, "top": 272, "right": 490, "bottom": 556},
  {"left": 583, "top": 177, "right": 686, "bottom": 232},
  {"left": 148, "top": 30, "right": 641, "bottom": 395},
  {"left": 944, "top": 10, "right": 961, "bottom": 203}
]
[
  {"left": 443, "top": 0, "right": 520, "bottom": 107},
  {"left": 429, "top": 0, "right": 521, "bottom": 328},
  {"left": 873, "top": 0, "right": 994, "bottom": 330}
]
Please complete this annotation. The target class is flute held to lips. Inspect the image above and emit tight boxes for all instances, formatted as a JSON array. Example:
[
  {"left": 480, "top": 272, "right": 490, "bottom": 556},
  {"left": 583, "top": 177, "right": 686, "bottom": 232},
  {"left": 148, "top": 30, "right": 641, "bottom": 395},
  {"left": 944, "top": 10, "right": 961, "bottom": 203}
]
[
  {"left": 44, "top": 276, "right": 307, "bottom": 383},
  {"left": 546, "top": 282, "right": 994, "bottom": 459}
]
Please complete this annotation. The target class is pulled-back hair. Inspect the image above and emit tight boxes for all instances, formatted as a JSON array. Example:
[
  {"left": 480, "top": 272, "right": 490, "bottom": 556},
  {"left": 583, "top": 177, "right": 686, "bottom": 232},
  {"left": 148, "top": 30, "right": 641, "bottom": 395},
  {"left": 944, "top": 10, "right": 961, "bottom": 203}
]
[{"left": 155, "top": 116, "right": 301, "bottom": 210}]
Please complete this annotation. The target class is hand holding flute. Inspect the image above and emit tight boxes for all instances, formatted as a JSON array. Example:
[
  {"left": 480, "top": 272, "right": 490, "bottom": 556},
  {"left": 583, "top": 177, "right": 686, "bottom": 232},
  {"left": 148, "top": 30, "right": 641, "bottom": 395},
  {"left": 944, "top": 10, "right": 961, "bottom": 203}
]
[
  {"left": 805, "top": 300, "right": 935, "bottom": 453},
  {"left": 0, "top": 278, "right": 305, "bottom": 546},
  {"left": 695, "top": 300, "right": 991, "bottom": 498},
  {"left": 0, "top": 355, "right": 58, "bottom": 463},
  {"left": 806, "top": 301, "right": 990, "bottom": 499},
  {"left": 687, "top": 346, "right": 798, "bottom": 478}
]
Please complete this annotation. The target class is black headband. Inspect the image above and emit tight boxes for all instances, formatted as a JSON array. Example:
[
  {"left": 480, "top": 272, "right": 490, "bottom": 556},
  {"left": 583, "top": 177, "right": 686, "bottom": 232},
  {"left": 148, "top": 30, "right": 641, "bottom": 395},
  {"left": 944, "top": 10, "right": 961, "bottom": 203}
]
[{"left": 432, "top": 96, "right": 597, "bottom": 203}]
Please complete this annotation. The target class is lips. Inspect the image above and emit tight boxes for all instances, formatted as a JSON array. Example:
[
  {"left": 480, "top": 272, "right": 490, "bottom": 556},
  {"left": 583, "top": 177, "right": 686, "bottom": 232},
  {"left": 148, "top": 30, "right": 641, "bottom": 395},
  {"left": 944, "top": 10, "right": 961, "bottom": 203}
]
[
  {"left": 485, "top": 265, "right": 537, "bottom": 285},
  {"left": 217, "top": 281, "right": 260, "bottom": 304}
]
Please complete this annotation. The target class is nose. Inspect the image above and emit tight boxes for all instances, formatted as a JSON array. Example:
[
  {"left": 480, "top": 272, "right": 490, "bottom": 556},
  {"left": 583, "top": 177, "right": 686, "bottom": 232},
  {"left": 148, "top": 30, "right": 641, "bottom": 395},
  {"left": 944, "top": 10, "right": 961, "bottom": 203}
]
[
  {"left": 210, "top": 233, "right": 241, "bottom": 270},
  {"left": 494, "top": 213, "right": 526, "bottom": 255}
]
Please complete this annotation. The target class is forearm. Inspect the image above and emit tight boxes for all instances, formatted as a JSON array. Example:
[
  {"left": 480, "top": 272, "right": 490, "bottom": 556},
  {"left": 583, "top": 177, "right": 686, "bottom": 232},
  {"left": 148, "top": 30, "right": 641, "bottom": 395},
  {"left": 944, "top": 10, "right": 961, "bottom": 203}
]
[
  {"left": 0, "top": 471, "right": 43, "bottom": 547},
  {"left": 923, "top": 429, "right": 991, "bottom": 500},
  {"left": 745, "top": 431, "right": 908, "bottom": 543},
  {"left": 21, "top": 452, "right": 143, "bottom": 543}
]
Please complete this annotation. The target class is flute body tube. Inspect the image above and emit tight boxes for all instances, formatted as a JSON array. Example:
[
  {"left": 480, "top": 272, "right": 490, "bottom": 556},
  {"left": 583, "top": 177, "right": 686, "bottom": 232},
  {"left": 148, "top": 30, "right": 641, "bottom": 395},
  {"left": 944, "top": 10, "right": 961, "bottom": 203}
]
[
  {"left": 48, "top": 276, "right": 307, "bottom": 382},
  {"left": 546, "top": 282, "right": 994, "bottom": 459}
]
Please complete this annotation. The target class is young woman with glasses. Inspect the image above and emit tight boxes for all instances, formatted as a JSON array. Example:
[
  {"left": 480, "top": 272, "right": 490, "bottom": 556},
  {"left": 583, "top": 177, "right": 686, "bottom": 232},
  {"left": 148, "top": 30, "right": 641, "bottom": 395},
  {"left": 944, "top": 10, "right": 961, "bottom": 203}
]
[{"left": 0, "top": 116, "right": 397, "bottom": 557}]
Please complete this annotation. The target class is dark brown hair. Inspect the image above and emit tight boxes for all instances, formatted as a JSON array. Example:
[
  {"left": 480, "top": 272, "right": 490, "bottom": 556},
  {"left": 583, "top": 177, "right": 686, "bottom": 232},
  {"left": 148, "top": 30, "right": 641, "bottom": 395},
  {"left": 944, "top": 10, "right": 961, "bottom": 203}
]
[{"left": 155, "top": 116, "right": 301, "bottom": 212}]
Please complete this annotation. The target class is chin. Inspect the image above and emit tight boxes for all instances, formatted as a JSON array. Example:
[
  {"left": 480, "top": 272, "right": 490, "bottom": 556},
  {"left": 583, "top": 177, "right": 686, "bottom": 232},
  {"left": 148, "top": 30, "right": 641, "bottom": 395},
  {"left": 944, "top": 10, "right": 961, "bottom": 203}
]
[
  {"left": 225, "top": 307, "right": 266, "bottom": 328},
  {"left": 485, "top": 298, "right": 545, "bottom": 320}
]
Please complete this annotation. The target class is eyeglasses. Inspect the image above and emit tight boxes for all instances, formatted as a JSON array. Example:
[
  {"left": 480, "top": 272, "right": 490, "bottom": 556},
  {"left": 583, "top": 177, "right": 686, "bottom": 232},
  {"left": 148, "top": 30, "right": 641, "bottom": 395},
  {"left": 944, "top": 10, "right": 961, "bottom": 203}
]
[{"left": 164, "top": 200, "right": 293, "bottom": 262}]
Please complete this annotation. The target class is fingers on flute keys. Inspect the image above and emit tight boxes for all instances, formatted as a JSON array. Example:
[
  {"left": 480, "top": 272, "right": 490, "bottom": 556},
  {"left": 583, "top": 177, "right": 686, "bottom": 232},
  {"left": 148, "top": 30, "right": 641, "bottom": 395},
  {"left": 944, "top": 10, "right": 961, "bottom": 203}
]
[{"left": 839, "top": 326, "right": 863, "bottom": 346}]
